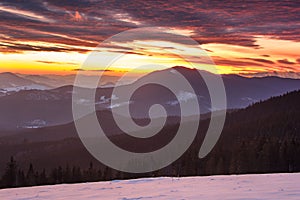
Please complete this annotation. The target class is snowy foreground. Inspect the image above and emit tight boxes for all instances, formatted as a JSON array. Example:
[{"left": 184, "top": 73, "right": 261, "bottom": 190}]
[{"left": 0, "top": 173, "right": 299, "bottom": 200}]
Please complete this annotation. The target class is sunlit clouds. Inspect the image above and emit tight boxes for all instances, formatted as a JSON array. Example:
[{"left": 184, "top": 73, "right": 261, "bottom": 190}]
[
  {"left": 70, "top": 11, "right": 85, "bottom": 22},
  {"left": 0, "top": 5, "right": 54, "bottom": 23},
  {"left": 0, "top": 0, "right": 299, "bottom": 77},
  {"left": 204, "top": 36, "right": 300, "bottom": 76}
]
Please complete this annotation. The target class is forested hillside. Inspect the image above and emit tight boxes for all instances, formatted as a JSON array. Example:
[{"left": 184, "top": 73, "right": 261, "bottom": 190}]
[{"left": 1, "top": 90, "right": 299, "bottom": 188}]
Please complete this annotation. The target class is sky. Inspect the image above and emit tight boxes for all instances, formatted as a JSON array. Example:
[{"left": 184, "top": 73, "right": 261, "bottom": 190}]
[{"left": 0, "top": 0, "right": 299, "bottom": 78}]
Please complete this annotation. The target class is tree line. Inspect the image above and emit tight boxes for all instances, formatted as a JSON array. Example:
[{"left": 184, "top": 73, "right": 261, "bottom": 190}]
[{"left": 0, "top": 157, "right": 117, "bottom": 188}]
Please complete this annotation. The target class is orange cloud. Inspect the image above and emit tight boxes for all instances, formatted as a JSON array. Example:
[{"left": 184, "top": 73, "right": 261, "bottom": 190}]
[{"left": 70, "top": 11, "right": 84, "bottom": 22}]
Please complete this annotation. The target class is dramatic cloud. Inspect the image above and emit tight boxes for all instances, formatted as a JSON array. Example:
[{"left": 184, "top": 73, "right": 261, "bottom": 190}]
[
  {"left": 1, "top": 0, "right": 299, "bottom": 51},
  {"left": 245, "top": 58, "right": 274, "bottom": 65},
  {"left": 0, "top": 0, "right": 299, "bottom": 76},
  {"left": 35, "top": 60, "right": 77, "bottom": 65},
  {"left": 0, "top": 5, "right": 54, "bottom": 23},
  {"left": 214, "top": 58, "right": 264, "bottom": 67},
  {"left": 277, "top": 59, "right": 296, "bottom": 65}
]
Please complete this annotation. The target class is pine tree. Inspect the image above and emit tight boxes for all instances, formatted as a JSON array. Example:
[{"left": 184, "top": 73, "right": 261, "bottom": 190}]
[
  {"left": 63, "top": 165, "right": 71, "bottom": 183},
  {"left": 1, "top": 157, "right": 18, "bottom": 188},
  {"left": 26, "top": 163, "right": 36, "bottom": 186},
  {"left": 16, "top": 169, "right": 26, "bottom": 187},
  {"left": 39, "top": 169, "right": 47, "bottom": 185}
]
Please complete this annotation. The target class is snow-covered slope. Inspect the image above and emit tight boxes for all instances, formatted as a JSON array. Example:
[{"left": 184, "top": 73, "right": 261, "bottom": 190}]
[{"left": 1, "top": 173, "right": 299, "bottom": 200}]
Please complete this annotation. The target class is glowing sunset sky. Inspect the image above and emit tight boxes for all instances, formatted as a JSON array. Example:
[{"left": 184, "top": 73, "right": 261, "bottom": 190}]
[{"left": 0, "top": 0, "right": 299, "bottom": 78}]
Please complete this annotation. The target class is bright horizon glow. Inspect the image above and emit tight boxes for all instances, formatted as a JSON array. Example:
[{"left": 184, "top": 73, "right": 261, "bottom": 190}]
[{"left": 0, "top": 35, "right": 299, "bottom": 78}]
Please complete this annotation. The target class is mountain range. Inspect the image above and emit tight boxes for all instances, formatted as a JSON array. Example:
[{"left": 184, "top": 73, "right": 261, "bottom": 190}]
[
  {"left": 0, "top": 66, "right": 299, "bottom": 130},
  {"left": 0, "top": 72, "right": 128, "bottom": 91},
  {"left": 0, "top": 72, "right": 50, "bottom": 93},
  {"left": 0, "top": 89, "right": 299, "bottom": 177}
]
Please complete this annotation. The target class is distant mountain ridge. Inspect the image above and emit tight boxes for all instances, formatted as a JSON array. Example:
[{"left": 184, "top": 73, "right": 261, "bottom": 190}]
[
  {"left": 2, "top": 69, "right": 300, "bottom": 92},
  {"left": 19, "top": 73, "right": 128, "bottom": 88},
  {"left": 0, "top": 67, "right": 299, "bottom": 130},
  {"left": 0, "top": 72, "right": 50, "bottom": 92}
]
